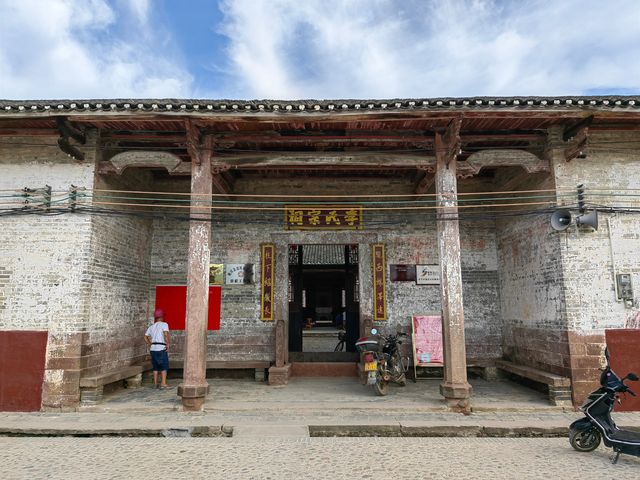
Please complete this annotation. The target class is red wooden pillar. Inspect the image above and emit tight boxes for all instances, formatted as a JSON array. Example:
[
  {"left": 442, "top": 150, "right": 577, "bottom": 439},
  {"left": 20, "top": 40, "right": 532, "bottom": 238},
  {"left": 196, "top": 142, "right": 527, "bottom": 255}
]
[
  {"left": 178, "top": 130, "right": 212, "bottom": 411},
  {"left": 435, "top": 125, "right": 472, "bottom": 411}
]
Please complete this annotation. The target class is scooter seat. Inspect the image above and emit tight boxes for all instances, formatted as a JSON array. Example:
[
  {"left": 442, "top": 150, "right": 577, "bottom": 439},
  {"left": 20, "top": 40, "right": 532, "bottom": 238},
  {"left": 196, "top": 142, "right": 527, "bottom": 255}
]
[{"left": 609, "top": 429, "right": 640, "bottom": 444}]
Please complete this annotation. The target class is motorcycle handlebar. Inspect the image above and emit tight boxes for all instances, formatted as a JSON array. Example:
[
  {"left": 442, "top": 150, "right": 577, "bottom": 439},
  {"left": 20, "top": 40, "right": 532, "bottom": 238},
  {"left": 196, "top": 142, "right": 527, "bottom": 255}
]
[{"left": 628, "top": 388, "right": 637, "bottom": 397}]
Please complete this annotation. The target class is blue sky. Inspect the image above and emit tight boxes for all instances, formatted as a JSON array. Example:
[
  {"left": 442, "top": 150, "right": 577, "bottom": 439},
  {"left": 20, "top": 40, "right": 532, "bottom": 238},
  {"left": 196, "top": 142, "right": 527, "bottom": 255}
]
[{"left": 1, "top": 0, "right": 639, "bottom": 100}]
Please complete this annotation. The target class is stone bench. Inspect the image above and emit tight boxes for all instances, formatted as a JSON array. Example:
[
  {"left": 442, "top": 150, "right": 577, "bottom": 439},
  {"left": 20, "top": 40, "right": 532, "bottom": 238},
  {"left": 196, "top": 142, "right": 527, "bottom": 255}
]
[
  {"left": 495, "top": 359, "right": 572, "bottom": 406},
  {"left": 79, "top": 364, "right": 147, "bottom": 405},
  {"left": 168, "top": 360, "right": 271, "bottom": 381}
]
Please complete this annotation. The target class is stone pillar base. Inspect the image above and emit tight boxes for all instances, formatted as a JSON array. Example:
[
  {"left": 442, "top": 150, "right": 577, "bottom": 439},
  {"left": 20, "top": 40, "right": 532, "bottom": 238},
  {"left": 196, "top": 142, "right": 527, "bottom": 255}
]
[
  {"left": 268, "top": 364, "right": 291, "bottom": 385},
  {"left": 178, "top": 383, "right": 210, "bottom": 411},
  {"left": 440, "top": 381, "right": 473, "bottom": 413}
]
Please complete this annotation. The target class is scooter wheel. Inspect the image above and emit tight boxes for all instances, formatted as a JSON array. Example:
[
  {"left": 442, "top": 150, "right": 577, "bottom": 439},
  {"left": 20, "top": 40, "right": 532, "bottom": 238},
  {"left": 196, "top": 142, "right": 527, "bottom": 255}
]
[
  {"left": 374, "top": 380, "right": 389, "bottom": 396},
  {"left": 569, "top": 426, "right": 601, "bottom": 452}
]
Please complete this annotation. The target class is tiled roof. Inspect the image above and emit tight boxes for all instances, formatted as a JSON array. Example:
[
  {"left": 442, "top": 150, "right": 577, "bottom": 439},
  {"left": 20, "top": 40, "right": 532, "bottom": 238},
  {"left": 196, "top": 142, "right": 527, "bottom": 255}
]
[{"left": 0, "top": 96, "right": 638, "bottom": 115}]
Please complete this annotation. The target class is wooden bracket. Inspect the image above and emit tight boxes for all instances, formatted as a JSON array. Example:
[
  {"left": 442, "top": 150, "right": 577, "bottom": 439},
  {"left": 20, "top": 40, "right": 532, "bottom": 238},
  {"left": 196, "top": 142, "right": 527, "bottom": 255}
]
[
  {"left": 443, "top": 117, "right": 462, "bottom": 167},
  {"left": 563, "top": 115, "right": 592, "bottom": 162},
  {"left": 56, "top": 117, "right": 86, "bottom": 144},
  {"left": 185, "top": 119, "right": 202, "bottom": 165},
  {"left": 56, "top": 116, "right": 86, "bottom": 160},
  {"left": 564, "top": 127, "right": 589, "bottom": 162}
]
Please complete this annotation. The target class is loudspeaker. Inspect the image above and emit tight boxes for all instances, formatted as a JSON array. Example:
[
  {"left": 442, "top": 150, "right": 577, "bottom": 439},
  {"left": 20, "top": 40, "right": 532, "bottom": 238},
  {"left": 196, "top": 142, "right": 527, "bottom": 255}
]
[
  {"left": 576, "top": 210, "right": 598, "bottom": 230},
  {"left": 550, "top": 209, "right": 572, "bottom": 231}
]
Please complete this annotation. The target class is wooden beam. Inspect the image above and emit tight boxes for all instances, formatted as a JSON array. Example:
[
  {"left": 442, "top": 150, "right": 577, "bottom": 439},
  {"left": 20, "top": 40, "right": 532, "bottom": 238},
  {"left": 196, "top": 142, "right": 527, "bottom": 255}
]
[
  {"left": 213, "top": 152, "right": 436, "bottom": 167},
  {"left": 563, "top": 115, "right": 593, "bottom": 141},
  {"left": 564, "top": 127, "right": 588, "bottom": 162},
  {"left": 415, "top": 172, "right": 435, "bottom": 194}
]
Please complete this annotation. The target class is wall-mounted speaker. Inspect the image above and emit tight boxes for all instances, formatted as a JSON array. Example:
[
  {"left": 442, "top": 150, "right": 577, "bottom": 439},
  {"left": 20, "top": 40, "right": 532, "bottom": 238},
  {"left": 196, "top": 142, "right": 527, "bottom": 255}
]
[
  {"left": 550, "top": 209, "right": 572, "bottom": 231},
  {"left": 576, "top": 211, "right": 598, "bottom": 230}
]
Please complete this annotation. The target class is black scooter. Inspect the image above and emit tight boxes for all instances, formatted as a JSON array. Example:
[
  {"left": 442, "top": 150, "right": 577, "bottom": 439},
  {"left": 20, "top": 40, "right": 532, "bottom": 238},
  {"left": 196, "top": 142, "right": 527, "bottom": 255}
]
[{"left": 569, "top": 347, "right": 640, "bottom": 464}]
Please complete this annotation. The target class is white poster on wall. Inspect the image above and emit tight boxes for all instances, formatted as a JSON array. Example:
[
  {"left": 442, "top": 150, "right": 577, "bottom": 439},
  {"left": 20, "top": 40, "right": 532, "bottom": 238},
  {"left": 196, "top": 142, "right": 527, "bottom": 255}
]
[
  {"left": 416, "top": 264, "right": 440, "bottom": 285},
  {"left": 225, "top": 263, "right": 254, "bottom": 284}
]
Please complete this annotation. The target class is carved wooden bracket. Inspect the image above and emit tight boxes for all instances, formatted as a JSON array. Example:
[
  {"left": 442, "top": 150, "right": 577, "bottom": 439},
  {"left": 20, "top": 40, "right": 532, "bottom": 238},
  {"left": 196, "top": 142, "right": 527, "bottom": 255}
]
[
  {"left": 443, "top": 118, "right": 462, "bottom": 167},
  {"left": 459, "top": 149, "right": 549, "bottom": 177},
  {"left": 416, "top": 163, "right": 436, "bottom": 173},
  {"left": 564, "top": 128, "right": 589, "bottom": 161},
  {"left": 212, "top": 163, "right": 231, "bottom": 175},
  {"left": 109, "top": 151, "right": 183, "bottom": 174},
  {"left": 563, "top": 116, "right": 592, "bottom": 162},
  {"left": 185, "top": 119, "right": 202, "bottom": 165}
]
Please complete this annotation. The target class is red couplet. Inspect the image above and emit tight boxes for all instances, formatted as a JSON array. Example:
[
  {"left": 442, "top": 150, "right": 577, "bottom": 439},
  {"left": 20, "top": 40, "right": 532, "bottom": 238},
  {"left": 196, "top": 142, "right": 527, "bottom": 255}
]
[{"left": 155, "top": 286, "right": 221, "bottom": 331}]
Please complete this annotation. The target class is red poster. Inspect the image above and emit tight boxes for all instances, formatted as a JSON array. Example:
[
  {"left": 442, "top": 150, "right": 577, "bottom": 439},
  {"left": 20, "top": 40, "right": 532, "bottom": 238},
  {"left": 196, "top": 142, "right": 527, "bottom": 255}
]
[
  {"left": 412, "top": 315, "right": 443, "bottom": 365},
  {"left": 154, "top": 286, "right": 221, "bottom": 330}
]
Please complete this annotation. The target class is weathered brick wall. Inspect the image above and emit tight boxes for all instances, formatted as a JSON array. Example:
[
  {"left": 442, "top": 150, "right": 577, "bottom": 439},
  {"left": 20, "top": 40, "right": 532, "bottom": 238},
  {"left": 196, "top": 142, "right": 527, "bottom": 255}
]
[
  {"left": 496, "top": 212, "right": 569, "bottom": 376},
  {"left": 80, "top": 168, "right": 154, "bottom": 377},
  {"left": 150, "top": 176, "right": 502, "bottom": 363},
  {"left": 0, "top": 137, "right": 96, "bottom": 409},
  {"left": 552, "top": 130, "right": 640, "bottom": 402}
]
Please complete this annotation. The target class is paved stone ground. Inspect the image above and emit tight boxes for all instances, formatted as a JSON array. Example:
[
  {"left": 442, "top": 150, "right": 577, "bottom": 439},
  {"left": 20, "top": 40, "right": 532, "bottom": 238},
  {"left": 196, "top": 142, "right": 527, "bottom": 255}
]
[{"left": 1, "top": 437, "right": 638, "bottom": 479}]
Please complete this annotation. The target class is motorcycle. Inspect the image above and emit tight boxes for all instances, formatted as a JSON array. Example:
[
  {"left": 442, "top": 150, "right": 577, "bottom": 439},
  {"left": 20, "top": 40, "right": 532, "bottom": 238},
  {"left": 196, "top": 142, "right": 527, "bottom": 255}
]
[
  {"left": 355, "top": 328, "right": 409, "bottom": 396},
  {"left": 569, "top": 347, "right": 640, "bottom": 464}
]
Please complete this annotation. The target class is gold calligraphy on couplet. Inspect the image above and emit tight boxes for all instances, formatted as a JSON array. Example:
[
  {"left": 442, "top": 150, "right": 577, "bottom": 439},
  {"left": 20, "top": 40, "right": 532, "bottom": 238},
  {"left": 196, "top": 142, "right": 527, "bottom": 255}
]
[
  {"left": 261, "top": 244, "right": 275, "bottom": 321},
  {"left": 285, "top": 206, "right": 363, "bottom": 230},
  {"left": 372, "top": 243, "right": 387, "bottom": 321}
]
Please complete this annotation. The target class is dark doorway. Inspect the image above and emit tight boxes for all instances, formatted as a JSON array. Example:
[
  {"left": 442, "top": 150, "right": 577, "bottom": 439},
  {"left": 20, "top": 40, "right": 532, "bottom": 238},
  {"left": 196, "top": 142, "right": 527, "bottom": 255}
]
[{"left": 288, "top": 244, "right": 359, "bottom": 362}]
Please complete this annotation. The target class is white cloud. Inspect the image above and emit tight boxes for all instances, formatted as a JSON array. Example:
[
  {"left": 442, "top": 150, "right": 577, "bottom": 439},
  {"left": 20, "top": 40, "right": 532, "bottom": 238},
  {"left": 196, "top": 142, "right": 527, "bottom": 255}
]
[
  {"left": 0, "top": 0, "right": 192, "bottom": 99},
  {"left": 218, "top": 0, "right": 640, "bottom": 98}
]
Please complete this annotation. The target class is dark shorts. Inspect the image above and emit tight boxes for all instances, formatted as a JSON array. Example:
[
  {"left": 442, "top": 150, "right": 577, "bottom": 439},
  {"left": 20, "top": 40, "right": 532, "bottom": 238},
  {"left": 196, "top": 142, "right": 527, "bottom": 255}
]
[{"left": 150, "top": 350, "right": 169, "bottom": 372}]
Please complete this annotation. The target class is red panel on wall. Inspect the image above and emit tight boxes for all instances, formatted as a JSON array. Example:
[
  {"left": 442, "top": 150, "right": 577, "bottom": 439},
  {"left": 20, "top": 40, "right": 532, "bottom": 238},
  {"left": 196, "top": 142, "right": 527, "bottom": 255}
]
[
  {"left": 155, "top": 286, "right": 221, "bottom": 331},
  {"left": 0, "top": 331, "right": 48, "bottom": 412},
  {"left": 605, "top": 329, "right": 640, "bottom": 412}
]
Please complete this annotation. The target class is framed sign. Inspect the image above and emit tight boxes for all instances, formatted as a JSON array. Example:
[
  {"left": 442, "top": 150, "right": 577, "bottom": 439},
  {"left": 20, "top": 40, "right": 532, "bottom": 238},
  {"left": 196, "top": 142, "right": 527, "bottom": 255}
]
[
  {"left": 209, "top": 264, "right": 224, "bottom": 285},
  {"left": 416, "top": 264, "right": 440, "bottom": 285},
  {"left": 225, "top": 264, "right": 254, "bottom": 284},
  {"left": 411, "top": 314, "right": 443, "bottom": 380},
  {"left": 285, "top": 205, "right": 363, "bottom": 230}
]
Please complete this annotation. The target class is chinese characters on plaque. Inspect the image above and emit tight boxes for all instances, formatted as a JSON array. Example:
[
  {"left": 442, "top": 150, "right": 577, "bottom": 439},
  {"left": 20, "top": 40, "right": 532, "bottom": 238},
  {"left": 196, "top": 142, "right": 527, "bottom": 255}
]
[
  {"left": 285, "top": 205, "right": 363, "bottom": 230},
  {"left": 261, "top": 244, "right": 275, "bottom": 321},
  {"left": 372, "top": 243, "right": 387, "bottom": 321}
]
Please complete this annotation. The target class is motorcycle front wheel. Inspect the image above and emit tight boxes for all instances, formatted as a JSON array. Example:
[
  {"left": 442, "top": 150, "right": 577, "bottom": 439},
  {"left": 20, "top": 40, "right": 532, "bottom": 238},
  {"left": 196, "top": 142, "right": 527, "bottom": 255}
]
[
  {"left": 569, "top": 426, "right": 601, "bottom": 452},
  {"left": 374, "top": 379, "right": 389, "bottom": 396}
]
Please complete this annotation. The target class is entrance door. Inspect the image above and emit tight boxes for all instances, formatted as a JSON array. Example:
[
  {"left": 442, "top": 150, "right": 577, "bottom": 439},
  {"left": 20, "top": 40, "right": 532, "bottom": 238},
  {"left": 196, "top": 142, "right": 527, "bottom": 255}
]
[{"left": 288, "top": 244, "right": 359, "bottom": 359}]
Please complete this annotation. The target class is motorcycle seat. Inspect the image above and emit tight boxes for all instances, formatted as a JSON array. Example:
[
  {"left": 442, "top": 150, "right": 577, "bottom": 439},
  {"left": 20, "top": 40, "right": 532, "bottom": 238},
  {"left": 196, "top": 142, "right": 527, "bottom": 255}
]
[{"left": 609, "top": 429, "right": 640, "bottom": 444}]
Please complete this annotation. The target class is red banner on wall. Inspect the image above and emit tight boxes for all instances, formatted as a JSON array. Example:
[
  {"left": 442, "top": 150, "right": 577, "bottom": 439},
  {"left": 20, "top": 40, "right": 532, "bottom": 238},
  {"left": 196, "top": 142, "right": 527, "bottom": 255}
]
[
  {"left": 154, "top": 285, "right": 221, "bottom": 331},
  {"left": 261, "top": 244, "right": 275, "bottom": 321},
  {"left": 372, "top": 243, "right": 387, "bottom": 321}
]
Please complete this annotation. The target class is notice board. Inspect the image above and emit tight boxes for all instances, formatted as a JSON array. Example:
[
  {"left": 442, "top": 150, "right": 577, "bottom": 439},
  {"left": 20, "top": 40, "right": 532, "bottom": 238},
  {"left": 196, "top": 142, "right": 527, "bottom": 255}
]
[
  {"left": 411, "top": 314, "right": 443, "bottom": 380},
  {"left": 155, "top": 286, "right": 222, "bottom": 331}
]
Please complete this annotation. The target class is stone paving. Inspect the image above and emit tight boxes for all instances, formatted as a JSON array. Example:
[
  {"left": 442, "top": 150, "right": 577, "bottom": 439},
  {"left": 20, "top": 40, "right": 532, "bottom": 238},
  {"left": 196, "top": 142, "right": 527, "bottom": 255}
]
[
  {"left": 2, "top": 377, "right": 640, "bottom": 437},
  {"left": 1, "top": 436, "right": 639, "bottom": 479}
]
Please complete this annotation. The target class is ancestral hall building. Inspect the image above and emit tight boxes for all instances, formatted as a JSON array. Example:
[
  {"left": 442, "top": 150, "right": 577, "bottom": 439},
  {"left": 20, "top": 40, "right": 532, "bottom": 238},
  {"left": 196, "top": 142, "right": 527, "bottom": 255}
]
[{"left": 0, "top": 96, "right": 639, "bottom": 412}]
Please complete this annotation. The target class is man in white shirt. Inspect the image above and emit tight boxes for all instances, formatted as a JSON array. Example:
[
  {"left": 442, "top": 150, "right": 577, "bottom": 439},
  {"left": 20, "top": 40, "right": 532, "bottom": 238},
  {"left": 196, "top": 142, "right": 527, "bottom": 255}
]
[{"left": 144, "top": 309, "right": 170, "bottom": 389}]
